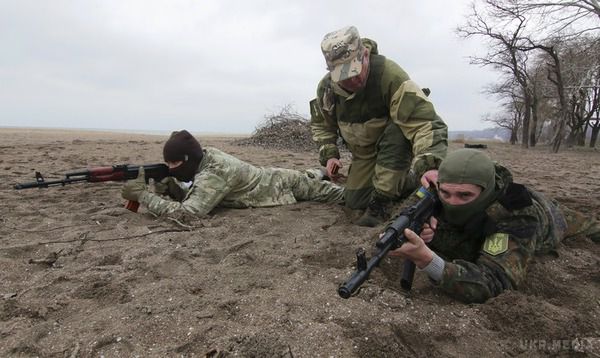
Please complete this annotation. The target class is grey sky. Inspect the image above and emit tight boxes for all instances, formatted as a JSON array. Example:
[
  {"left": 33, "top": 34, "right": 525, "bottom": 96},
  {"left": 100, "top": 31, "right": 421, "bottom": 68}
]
[{"left": 0, "top": 0, "right": 499, "bottom": 134}]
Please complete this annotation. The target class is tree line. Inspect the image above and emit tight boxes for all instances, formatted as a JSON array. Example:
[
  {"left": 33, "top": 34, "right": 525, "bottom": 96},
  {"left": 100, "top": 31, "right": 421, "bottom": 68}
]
[{"left": 458, "top": 0, "right": 600, "bottom": 151}]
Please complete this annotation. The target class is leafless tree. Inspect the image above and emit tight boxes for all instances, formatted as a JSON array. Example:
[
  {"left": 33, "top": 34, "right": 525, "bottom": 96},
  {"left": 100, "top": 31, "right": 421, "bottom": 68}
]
[
  {"left": 528, "top": 63, "right": 547, "bottom": 146},
  {"left": 531, "top": 36, "right": 600, "bottom": 148},
  {"left": 529, "top": 42, "right": 569, "bottom": 152},
  {"left": 482, "top": 78, "right": 525, "bottom": 144},
  {"left": 482, "top": 104, "right": 523, "bottom": 145},
  {"left": 459, "top": 0, "right": 600, "bottom": 151},
  {"left": 515, "top": 1, "right": 600, "bottom": 27},
  {"left": 457, "top": 0, "right": 537, "bottom": 148},
  {"left": 502, "top": 0, "right": 600, "bottom": 150}
]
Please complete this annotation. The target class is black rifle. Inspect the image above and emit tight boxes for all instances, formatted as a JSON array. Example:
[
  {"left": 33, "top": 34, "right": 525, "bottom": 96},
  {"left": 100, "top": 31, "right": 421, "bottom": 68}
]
[
  {"left": 338, "top": 187, "right": 438, "bottom": 298},
  {"left": 14, "top": 163, "right": 169, "bottom": 212}
]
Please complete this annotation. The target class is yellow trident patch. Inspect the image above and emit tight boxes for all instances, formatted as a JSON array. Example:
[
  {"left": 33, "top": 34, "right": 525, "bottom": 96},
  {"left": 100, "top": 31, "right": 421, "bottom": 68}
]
[{"left": 483, "top": 233, "right": 509, "bottom": 256}]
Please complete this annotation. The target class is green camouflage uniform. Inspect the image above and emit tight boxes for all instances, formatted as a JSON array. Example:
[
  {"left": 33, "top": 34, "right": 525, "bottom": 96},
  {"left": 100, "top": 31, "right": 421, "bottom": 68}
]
[
  {"left": 310, "top": 38, "right": 448, "bottom": 209},
  {"left": 429, "top": 164, "right": 599, "bottom": 303},
  {"left": 139, "top": 147, "right": 344, "bottom": 217}
]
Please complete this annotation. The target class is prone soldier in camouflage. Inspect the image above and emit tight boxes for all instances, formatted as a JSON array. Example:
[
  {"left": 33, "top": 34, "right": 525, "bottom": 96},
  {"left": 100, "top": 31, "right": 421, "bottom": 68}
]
[
  {"left": 389, "top": 149, "right": 600, "bottom": 303},
  {"left": 121, "top": 130, "right": 344, "bottom": 218},
  {"left": 310, "top": 26, "right": 448, "bottom": 227}
]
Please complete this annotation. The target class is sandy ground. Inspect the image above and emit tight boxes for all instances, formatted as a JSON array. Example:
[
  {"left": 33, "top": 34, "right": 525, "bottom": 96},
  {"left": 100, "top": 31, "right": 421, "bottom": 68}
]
[{"left": 1, "top": 128, "right": 599, "bottom": 357}]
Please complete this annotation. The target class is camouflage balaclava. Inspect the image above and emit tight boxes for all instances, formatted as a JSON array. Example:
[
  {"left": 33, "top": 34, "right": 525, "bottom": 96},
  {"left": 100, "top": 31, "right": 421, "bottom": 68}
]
[
  {"left": 437, "top": 149, "right": 497, "bottom": 227},
  {"left": 163, "top": 130, "right": 203, "bottom": 182}
]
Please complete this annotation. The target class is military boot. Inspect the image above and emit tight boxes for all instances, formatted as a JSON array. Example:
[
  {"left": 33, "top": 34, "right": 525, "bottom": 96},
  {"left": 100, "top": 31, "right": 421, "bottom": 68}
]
[{"left": 355, "top": 192, "right": 393, "bottom": 227}]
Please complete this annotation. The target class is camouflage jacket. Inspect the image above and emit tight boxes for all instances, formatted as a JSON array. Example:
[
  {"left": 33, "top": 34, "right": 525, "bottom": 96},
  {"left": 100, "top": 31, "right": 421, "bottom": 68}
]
[
  {"left": 309, "top": 38, "right": 448, "bottom": 178},
  {"left": 139, "top": 147, "right": 336, "bottom": 217},
  {"left": 429, "top": 164, "right": 567, "bottom": 303}
]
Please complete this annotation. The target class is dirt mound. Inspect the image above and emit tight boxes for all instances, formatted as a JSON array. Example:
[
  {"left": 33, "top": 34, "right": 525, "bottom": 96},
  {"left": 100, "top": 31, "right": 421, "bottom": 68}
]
[{"left": 235, "top": 105, "right": 317, "bottom": 152}]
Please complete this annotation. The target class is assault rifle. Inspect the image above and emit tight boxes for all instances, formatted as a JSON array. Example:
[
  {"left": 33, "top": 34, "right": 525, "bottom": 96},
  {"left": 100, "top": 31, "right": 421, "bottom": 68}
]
[
  {"left": 14, "top": 163, "right": 169, "bottom": 212},
  {"left": 338, "top": 187, "right": 438, "bottom": 298}
]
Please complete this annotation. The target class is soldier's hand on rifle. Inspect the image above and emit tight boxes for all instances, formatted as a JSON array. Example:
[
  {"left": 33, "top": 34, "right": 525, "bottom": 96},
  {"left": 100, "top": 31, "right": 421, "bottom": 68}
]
[
  {"left": 154, "top": 176, "right": 186, "bottom": 201},
  {"left": 420, "top": 169, "right": 439, "bottom": 188},
  {"left": 388, "top": 228, "right": 434, "bottom": 269},
  {"left": 121, "top": 167, "right": 148, "bottom": 201},
  {"left": 421, "top": 217, "right": 438, "bottom": 243},
  {"left": 154, "top": 177, "right": 176, "bottom": 195}
]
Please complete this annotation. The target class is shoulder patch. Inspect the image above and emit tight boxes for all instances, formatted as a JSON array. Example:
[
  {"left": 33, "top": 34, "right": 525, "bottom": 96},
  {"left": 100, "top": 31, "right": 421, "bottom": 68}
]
[{"left": 482, "top": 233, "right": 509, "bottom": 256}]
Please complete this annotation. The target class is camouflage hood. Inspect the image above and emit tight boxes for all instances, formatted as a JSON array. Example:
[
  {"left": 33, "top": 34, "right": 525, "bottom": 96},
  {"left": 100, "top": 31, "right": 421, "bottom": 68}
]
[{"left": 438, "top": 149, "right": 498, "bottom": 227}]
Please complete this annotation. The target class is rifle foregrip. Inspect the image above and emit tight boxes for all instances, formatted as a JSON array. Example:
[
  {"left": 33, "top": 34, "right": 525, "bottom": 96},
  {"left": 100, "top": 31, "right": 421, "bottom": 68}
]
[{"left": 125, "top": 200, "right": 140, "bottom": 212}]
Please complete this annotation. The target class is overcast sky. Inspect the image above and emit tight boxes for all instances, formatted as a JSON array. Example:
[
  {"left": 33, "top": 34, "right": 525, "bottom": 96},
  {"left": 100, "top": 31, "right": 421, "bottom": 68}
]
[{"left": 0, "top": 0, "right": 500, "bottom": 134}]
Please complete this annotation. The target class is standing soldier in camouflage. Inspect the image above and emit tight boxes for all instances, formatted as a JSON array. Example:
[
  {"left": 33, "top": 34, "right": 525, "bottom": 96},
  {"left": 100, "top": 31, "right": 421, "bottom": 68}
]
[
  {"left": 310, "top": 25, "right": 448, "bottom": 227},
  {"left": 121, "top": 130, "right": 344, "bottom": 218},
  {"left": 389, "top": 149, "right": 600, "bottom": 303}
]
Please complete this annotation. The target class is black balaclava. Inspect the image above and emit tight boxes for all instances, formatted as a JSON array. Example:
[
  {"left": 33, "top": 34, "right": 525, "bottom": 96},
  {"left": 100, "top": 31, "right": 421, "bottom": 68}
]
[
  {"left": 163, "top": 130, "right": 203, "bottom": 182},
  {"left": 437, "top": 149, "right": 497, "bottom": 227}
]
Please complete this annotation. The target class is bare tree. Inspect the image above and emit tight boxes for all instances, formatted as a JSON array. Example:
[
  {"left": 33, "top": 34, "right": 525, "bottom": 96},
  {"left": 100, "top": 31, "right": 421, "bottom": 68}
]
[
  {"left": 459, "top": 0, "right": 600, "bottom": 152},
  {"left": 528, "top": 64, "right": 547, "bottom": 146},
  {"left": 457, "top": 0, "right": 537, "bottom": 148},
  {"left": 503, "top": 0, "right": 600, "bottom": 150},
  {"left": 482, "top": 77, "right": 525, "bottom": 144},
  {"left": 532, "top": 36, "right": 600, "bottom": 148},
  {"left": 483, "top": 104, "right": 523, "bottom": 144},
  {"left": 517, "top": 1, "right": 600, "bottom": 23},
  {"left": 566, "top": 87, "right": 600, "bottom": 146},
  {"left": 530, "top": 43, "right": 569, "bottom": 152}
]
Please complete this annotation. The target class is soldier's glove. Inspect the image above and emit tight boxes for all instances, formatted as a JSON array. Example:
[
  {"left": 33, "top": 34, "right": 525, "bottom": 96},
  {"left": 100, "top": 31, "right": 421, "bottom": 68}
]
[
  {"left": 154, "top": 176, "right": 174, "bottom": 195},
  {"left": 154, "top": 176, "right": 186, "bottom": 201},
  {"left": 121, "top": 167, "right": 148, "bottom": 202}
]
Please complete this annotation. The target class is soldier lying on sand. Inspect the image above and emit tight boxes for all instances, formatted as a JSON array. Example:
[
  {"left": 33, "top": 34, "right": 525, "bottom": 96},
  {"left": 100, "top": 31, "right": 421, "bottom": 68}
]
[
  {"left": 121, "top": 130, "right": 344, "bottom": 217},
  {"left": 389, "top": 149, "right": 600, "bottom": 303}
]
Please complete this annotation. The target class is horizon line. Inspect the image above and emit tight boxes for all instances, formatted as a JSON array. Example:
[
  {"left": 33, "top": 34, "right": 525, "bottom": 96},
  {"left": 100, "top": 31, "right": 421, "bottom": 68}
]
[{"left": 0, "top": 125, "right": 252, "bottom": 137}]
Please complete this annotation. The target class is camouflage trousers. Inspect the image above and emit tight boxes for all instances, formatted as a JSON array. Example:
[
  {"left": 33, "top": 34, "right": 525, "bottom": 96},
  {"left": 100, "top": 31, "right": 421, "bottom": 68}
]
[
  {"left": 535, "top": 191, "right": 600, "bottom": 252},
  {"left": 559, "top": 203, "right": 600, "bottom": 243},
  {"left": 289, "top": 168, "right": 345, "bottom": 203},
  {"left": 344, "top": 122, "right": 417, "bottom": 209}
]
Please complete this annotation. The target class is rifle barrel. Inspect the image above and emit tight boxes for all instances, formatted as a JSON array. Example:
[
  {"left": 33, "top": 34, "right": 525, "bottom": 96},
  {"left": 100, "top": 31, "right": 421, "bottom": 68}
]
[
  {"left": 337, "top": 237, "right": 397, "bottom": 298},
  {"left": 14, "top": 177, "right": 88, "bottom": 190},
  {"left": 337, "top": 187, "right": 438, "bottom": 299}
]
